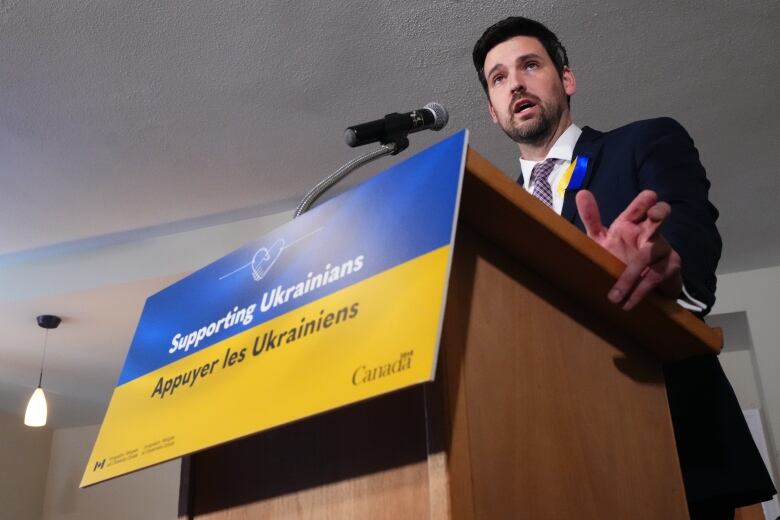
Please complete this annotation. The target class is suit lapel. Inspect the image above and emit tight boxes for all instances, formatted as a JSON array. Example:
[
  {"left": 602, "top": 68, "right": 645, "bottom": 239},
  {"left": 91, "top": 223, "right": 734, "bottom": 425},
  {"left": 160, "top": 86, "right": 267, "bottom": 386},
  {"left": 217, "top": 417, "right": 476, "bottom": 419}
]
[{"left": 561, "top": 126, "right": 603, "bottom": 223}]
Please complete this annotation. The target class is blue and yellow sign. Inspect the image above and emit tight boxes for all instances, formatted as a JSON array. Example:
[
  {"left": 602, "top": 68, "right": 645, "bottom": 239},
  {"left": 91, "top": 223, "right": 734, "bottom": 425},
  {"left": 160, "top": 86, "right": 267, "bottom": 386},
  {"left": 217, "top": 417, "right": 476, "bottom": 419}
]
[{"left": 81, "top": 130, "right": 469, "bottom": 486}]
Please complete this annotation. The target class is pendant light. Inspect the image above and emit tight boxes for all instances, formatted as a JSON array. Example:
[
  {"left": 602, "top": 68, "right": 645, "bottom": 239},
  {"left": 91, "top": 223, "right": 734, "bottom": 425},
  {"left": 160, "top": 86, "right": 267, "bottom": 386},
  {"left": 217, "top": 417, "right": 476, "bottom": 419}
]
[{"left": 24, "top": 314, "right": 61, "bottom": 427}]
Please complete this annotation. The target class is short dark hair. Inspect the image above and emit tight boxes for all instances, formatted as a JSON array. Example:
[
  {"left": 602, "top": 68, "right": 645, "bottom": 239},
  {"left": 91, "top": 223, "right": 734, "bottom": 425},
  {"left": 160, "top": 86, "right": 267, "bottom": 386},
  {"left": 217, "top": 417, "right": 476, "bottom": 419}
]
[{"left": 472, "top": 17, "right": 569, "bottom": 92}]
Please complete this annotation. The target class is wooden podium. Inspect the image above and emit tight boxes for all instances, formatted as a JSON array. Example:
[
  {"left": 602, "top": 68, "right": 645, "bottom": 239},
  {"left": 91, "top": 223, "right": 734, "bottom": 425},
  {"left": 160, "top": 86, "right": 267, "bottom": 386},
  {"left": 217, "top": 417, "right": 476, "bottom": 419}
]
[{"left": 178, "top": 148, "right": 722, "bottom": 519}]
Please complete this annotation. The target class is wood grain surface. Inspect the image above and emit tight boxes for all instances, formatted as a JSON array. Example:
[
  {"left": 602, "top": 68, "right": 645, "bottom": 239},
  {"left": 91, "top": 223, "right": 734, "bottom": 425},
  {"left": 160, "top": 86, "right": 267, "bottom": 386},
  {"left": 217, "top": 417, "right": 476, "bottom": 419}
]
[{"left": 439, "top": 225, "right": 689, "bottom": 519}]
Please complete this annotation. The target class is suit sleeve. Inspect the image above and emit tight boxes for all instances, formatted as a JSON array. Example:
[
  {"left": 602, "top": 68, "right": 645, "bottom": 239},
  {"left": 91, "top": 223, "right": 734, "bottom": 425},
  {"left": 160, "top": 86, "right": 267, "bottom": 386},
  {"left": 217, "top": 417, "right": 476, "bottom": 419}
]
[{"left": 633, "top": 118, "right": 722, "bottom": 315}]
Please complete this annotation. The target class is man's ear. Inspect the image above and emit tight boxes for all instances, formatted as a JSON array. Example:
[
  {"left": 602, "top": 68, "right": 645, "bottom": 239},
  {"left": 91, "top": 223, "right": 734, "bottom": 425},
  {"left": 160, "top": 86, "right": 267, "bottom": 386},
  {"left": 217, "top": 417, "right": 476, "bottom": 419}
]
[
  {"left": 487, "top": 100, "right": 499, "bottom": 124},
  {"left": 562, "top": 66, "right": 577, "bottom": 97}
]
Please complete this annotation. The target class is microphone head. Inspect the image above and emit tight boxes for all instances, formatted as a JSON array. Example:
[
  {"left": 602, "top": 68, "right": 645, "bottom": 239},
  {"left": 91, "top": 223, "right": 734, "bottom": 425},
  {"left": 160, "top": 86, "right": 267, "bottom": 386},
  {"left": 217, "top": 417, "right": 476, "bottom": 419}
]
[
  {"left": 424, "top": 102, "right": 449, "bottom": 131},
  {"left": 344, "top": 128, "right": 358, "bottom": 147}
]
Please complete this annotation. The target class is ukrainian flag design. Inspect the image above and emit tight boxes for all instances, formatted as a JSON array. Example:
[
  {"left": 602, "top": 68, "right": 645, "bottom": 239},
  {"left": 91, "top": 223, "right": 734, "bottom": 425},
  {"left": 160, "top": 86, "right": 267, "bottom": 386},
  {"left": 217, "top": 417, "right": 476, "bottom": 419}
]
[{"left": 81, "top": 130, "right": 468, "bottom": 487}]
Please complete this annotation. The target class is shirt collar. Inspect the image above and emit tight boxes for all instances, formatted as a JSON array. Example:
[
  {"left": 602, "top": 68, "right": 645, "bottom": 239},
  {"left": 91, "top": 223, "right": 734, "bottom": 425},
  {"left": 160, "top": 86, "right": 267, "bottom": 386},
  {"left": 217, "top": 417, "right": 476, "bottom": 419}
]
[{"left": 518, "top": 124, "right": 582, "bottom": 181}]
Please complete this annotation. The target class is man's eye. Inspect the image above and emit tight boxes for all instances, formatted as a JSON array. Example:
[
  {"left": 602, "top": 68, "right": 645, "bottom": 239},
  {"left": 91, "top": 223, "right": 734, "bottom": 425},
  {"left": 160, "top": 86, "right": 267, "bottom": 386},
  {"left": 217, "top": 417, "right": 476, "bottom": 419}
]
[
  {"left": 525, "top": 62, "right": 539, "bottom": 70},
  {"left": 491, "top": 75, "right": 505, "bottom": 86}
]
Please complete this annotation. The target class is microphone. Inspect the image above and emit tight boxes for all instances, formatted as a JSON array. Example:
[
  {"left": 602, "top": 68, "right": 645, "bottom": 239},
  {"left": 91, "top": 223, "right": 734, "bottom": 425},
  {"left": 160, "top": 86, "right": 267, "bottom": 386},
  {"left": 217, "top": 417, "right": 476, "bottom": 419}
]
[{"left": 344, "top": 102, "right": 449, "bottom": 147}]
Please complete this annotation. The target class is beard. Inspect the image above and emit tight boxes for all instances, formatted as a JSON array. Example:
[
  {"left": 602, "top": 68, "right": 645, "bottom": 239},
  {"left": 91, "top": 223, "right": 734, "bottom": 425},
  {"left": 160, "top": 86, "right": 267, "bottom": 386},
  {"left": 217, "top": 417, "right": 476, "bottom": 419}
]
[{"left": 500, "top": 95, "right": 564, "bottom": 146}]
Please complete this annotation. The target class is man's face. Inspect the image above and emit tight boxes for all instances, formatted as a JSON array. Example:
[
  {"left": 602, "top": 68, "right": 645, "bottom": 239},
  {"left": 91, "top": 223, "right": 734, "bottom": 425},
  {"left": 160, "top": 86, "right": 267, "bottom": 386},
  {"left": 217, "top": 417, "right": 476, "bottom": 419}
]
[{"left": 483, "top": 36, "right": 576, "bottom": 146}]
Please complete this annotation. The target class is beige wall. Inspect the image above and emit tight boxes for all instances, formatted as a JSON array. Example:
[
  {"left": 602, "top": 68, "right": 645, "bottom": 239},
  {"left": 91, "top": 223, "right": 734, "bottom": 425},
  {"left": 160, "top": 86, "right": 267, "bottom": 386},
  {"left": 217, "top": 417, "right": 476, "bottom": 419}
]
[
  {"left": 41, "top": 424, "right": 180, "bottom": 520},
  {"left": 712, "top": 265, "right": 780, "bottom": 486},
  {"left": 0, "top": 409, "right": 52, "bottom": 520}
]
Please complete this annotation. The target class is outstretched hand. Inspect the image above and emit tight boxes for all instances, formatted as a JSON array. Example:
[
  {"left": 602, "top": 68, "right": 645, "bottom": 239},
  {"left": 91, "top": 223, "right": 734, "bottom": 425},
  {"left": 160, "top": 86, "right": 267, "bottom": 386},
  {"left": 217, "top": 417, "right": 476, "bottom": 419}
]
[{"left": 576, "top": 190, "right": 682, "bottom": 310}]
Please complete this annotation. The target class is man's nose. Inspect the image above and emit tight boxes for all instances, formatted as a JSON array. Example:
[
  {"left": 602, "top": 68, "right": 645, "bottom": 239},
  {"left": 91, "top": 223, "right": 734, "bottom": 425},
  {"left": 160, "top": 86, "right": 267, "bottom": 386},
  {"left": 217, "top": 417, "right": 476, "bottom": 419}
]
[{"left": 509, "top": 70, "right": 525, "bottom": 95}]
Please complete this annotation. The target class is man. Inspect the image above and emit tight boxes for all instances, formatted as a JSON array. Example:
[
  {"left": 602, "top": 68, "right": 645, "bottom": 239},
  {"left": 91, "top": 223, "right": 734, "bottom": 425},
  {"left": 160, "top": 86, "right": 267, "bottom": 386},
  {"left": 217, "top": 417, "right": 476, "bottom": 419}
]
[{"left": 472, "top": 17, "right": 775, "bottom": 519}]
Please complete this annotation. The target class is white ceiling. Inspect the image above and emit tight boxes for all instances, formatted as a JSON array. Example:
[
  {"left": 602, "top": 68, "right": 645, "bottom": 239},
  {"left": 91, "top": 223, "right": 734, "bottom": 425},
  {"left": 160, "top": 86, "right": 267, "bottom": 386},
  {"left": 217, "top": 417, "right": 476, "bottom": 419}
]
[{"left": 1, "top": 0, "right": 778, "bottom": 428}]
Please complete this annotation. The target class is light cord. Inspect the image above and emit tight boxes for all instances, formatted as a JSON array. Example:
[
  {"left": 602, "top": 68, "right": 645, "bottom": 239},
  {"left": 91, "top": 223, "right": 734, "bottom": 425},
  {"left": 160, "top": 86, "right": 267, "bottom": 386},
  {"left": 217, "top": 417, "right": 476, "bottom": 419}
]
[{"left": 37, "top": 329, "right": 49, "bottom": 387}]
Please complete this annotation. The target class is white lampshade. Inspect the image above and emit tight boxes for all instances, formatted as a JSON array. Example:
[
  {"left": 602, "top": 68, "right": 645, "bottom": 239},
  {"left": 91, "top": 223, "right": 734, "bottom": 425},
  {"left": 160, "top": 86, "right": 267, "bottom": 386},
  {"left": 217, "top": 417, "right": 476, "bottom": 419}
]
[{"left": 24, "top": 386, "right": 47, "bottom": 427}]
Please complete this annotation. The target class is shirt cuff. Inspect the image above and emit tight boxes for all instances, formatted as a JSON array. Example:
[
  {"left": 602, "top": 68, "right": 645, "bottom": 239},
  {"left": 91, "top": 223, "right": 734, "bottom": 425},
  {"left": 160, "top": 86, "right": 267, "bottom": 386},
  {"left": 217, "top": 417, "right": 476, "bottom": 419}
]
[{"left": 676, "top": 284, "right": 708, "bottom": 313}]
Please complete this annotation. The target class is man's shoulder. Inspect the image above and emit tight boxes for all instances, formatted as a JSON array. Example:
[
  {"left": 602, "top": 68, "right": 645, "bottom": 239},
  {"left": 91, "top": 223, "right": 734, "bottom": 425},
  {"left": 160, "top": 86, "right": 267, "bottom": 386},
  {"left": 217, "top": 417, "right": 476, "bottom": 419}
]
[
  {"left": 579, "top": 117, "right": 694, "bottom": 156},
  {"left": 612, "top": 117, "right": 686, "bottom": 135},
  {"left": 587, "top": 117, "right": 689, "bottom": 142}
]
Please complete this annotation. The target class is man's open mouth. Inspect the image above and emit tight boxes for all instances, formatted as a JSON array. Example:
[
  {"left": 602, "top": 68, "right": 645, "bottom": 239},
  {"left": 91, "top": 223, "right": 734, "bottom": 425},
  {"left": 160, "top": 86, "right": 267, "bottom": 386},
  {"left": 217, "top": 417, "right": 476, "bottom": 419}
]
[{"left": 513, "top": 99, "right": 536, "bottom": 114}]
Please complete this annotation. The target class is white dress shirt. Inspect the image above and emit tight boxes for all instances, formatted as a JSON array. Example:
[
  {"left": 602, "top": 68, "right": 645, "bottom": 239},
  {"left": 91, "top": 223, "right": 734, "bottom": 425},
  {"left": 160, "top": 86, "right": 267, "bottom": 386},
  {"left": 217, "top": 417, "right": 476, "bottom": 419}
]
[{"left": 517, "top": 124, "right": 582, "bottom": 214}]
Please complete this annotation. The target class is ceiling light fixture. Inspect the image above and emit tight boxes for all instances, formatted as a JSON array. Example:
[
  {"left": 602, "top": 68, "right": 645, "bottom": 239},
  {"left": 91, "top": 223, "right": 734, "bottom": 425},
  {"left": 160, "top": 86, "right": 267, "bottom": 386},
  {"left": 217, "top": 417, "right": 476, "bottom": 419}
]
[{"left": 24, "top": 314, "right": 61, "bottom": 427}]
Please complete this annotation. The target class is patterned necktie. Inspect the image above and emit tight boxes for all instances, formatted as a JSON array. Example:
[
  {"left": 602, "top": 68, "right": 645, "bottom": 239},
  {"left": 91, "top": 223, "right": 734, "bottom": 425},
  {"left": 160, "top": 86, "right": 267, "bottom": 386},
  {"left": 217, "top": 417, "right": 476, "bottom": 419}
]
[{"left": 529, "top": 158, "right": 557, "bottom": 208}]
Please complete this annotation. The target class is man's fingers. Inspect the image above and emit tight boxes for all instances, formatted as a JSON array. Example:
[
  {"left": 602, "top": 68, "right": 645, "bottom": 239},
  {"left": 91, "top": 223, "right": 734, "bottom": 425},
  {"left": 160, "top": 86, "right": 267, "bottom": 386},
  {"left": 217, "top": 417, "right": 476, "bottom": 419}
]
[
  {"left": 575, "top": 190, "right": 605, "bottom": 238},
  {"left": 620, "top": 270, "right": 663, "bottom": 310},
  {"left": 647, "top": 201, "right": 671, "bottom": 223},
  {"left": 639, "top": 201, "right": 672, "bottom": 243},
  {"left": 621, "top": 256, "right": 682, "bottom": 310},
  {"left": 609, "top": 247, "right": 682, "bottom": 310},
  {"left": 656, "top": 249, "right": 683, "bottom": 297},
  {"left": 616, "top": 190, "right": 657, "bottom": 224},
  {"left": 608, "top": 256, "right": 646, "bottom": 304},
  {"left": 608, "top": 239, "right": 670, "bottom": 304},
  {"left": 642, "top": 230, "right": 673, "bottom": 265},
  {"left": 582, "top": 188, "right": 680, "bottom": 311}
]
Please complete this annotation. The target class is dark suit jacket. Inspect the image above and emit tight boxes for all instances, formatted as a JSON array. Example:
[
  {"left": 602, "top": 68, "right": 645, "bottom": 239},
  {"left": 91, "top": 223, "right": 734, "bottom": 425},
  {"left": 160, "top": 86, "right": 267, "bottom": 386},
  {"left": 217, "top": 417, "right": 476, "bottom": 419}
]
[{"left": 539, "top": 117, "right": 775, "bottom": 506}]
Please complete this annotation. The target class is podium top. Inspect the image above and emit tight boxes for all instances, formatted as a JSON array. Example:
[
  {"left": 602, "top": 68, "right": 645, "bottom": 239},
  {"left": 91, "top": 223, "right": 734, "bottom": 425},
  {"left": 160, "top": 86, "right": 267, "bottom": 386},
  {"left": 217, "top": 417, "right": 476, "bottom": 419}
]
[{"left": 461, "top": 147, "right": 721, "bottom": 362}]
